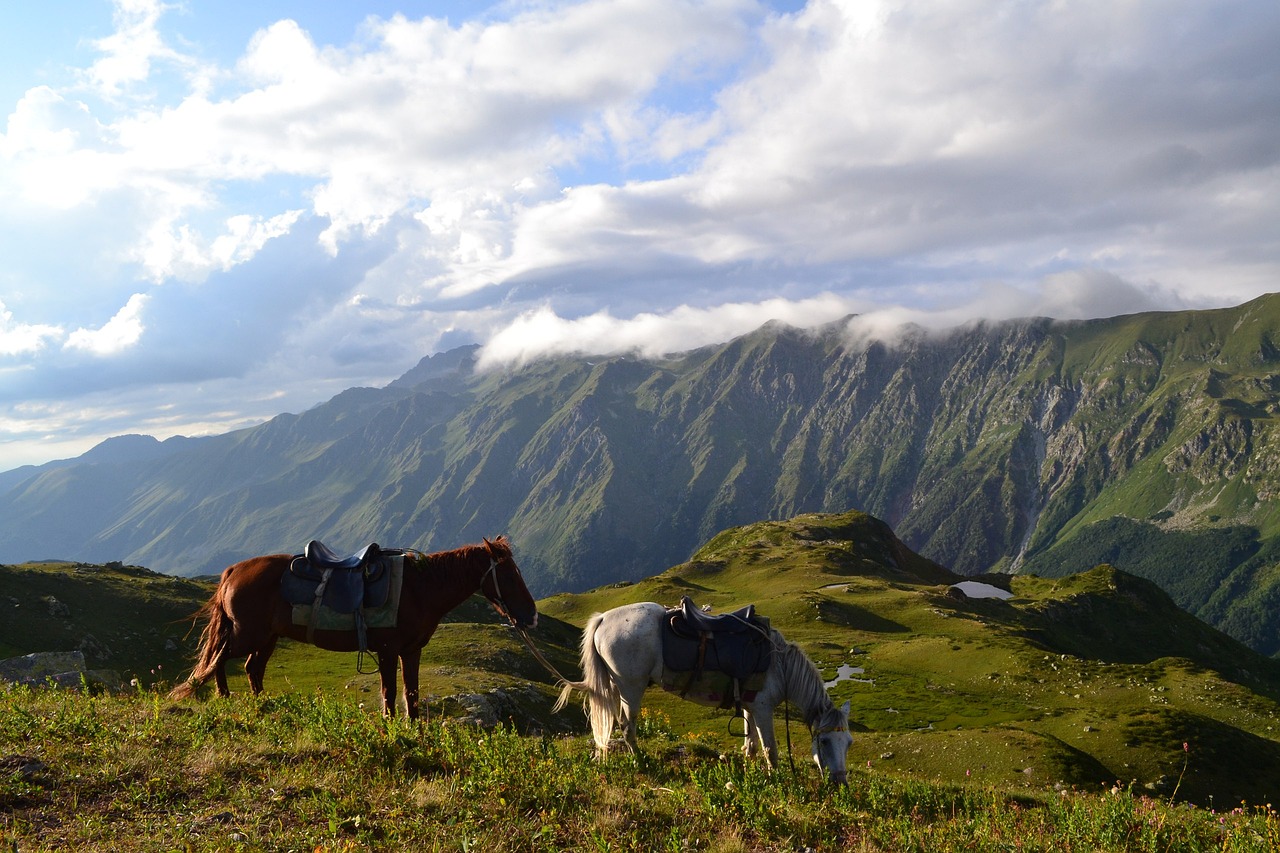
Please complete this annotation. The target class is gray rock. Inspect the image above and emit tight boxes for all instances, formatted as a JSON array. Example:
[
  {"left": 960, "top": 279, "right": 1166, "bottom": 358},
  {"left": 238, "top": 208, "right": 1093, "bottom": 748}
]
[{"left": 0, "top": 650, "right": 86, "bottom": 684}]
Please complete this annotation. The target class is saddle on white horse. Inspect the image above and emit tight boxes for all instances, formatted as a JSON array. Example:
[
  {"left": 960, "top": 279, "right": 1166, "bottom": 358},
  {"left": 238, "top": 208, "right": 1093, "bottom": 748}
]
[{"left": 660, "top": 596, "right": 773, "bottom": 709}]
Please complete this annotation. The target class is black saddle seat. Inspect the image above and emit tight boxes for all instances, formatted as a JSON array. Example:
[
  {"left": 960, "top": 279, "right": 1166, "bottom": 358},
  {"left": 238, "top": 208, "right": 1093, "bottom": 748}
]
[
  {"left": 669, "top": 595, "right": 759, "bottom": 639},
  {"left": 305, "top": 540, "right": 381, "bottom": 571},
  {"left": 661, "top": 596, "right": 773, "bottom": 706}
]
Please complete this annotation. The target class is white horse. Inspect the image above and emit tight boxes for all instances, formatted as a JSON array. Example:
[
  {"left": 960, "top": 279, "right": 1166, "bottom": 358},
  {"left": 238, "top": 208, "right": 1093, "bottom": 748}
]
[{"left": 553, "top": 601, "right": 853, "bottom": 784}]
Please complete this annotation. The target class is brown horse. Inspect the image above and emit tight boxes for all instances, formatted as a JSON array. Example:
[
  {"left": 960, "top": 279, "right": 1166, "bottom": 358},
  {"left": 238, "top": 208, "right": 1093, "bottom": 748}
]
[{"left": 168, "top": 536, "right": 537, "bottom": 718}]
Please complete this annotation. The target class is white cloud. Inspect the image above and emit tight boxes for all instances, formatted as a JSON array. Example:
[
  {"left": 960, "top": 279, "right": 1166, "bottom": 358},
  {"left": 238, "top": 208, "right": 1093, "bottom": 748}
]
[
  {"left": 64, "top": 293, "right": 149, "bottom": 356},
  {"left": 134, "top": 209, "right": 305, "bottom": 282},
  {"left": 840, "top": 273, "right": 1184, "bottom": 348},
  {"left": 0, "top": 299, "right": 63, "bottom": 357},
  {"left": 476, "top": 272, "right": 1190, "bottom": 367},
  {"left": 2, "top": 0, "right": 1279, "bottom": 473},
  {"left": 87, "top": 0, "right": 193, "bottom": 96},
  {"left": 476, "top": 293, "right": 861, "bottom": 369},
  {"left": 0, "top": 87, "right": 90, "bottom": 157}
]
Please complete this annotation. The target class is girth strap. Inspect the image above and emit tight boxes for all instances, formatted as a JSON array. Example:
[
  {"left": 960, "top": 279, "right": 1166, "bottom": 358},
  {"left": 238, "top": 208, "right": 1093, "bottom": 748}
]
[
  {"left": 305, "top": 566, "right": 334, "bottom": 644},
  {"left": 680, "top": 633, "right": 712, "bottom": 698}
]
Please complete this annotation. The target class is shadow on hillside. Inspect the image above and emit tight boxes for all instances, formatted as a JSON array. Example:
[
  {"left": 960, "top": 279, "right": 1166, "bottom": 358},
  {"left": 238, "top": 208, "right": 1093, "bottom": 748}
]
[{"left": 813, "top": 597, "right": 910, "bottom": 634}]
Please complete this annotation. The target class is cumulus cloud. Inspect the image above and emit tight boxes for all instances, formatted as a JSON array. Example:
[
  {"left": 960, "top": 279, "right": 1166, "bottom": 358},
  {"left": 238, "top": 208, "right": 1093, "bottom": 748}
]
[
  {"left": 0, "top": 300, "right": 63, "bottom": 357},
  {"left": 133, "top": 209, "right": 305, "bottom": 282},
  {"left": 1, "top": 0, "right": 1279, "bottom": 472},
  {"left": 87, "top": 0, "right": 195, "bottom": 96},
  {"left": 64, "top": 293, "right": 149, "bottom": 356}
]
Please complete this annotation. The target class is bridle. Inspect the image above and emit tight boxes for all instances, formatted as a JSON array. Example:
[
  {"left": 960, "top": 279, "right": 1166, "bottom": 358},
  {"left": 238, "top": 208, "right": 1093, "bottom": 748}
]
[
  {"left": 479, "top": 556, "right": 513, "bottom": 623},
  {"left": 475, "top": 551, "right": 569, "bottom": 683}
]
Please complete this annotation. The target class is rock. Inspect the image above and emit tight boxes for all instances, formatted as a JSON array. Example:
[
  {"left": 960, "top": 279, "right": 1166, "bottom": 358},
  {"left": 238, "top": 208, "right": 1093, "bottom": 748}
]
[
  {"left": 0, "top": 651, "right": 123, "bottom": 692},
  {"left": 0, "top": 651, "right": 86, "bottom": 685},
  {"left": 446, "top": 683, "right": 547, "bottom": 729},
  {"left": 77, "top": 634, "right": 112, "bottom": 661},
  {"left": 44, "top": 596, "right": 71, "bottom": 618}
]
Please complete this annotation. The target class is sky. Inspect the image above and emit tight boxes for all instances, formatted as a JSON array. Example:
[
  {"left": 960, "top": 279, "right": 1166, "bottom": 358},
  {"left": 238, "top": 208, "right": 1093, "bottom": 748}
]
[{"left": 0, "top": 0, "right": 1277, "bottom": 473}]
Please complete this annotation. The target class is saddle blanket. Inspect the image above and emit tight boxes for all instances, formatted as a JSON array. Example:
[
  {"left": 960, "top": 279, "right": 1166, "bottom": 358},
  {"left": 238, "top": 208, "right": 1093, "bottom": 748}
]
[
  {"left": 660, "top": 669, "right": 768, "bottom": 709},
  {"left": 283, "top": 552, "right": 404, "bottom": 633},
  {"left": 660, "top": 597, "right": 773, "bottom": 709}
]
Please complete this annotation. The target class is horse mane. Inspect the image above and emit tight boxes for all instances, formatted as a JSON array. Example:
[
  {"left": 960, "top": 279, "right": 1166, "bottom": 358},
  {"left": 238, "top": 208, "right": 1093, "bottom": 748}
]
[
  {"left": 772, "top": 631, "right": 834, "bottom": 727},
  {"left": 412, "top": 537, "right": 511, "bottom": 578},
  {"left": 416, "top": 541, "right": 482, "bottom": 569}
]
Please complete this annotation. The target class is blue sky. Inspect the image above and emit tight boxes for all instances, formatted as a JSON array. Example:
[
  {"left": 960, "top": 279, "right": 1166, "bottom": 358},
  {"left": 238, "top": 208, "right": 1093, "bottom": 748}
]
[{"left": 1, "top": 0, "right": 1278, "bottom": 472}]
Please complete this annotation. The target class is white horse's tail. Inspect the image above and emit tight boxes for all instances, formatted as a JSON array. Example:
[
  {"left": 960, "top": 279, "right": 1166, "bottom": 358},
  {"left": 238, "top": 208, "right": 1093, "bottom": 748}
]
[{"left": 551, "top": 612, "right": 619, "bottom": 754}]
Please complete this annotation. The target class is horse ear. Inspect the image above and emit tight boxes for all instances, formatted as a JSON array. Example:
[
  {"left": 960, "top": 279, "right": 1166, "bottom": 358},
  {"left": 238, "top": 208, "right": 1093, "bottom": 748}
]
[{"left": 840, "top": 699, "right": 851, "bottom": 718}]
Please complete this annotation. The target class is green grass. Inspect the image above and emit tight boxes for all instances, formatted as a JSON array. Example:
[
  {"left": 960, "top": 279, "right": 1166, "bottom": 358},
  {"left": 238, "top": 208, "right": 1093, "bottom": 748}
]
[
  {"left": 7, "top": 507, "right": 1280, "bottom": 835},
  {"left": 0, "top": 561, "right": 211, "bottom": 680},
  {"left": 3, "top": 687, "right": 1279, "bottom": 852},
  {"left": 539, "top": 513, "right": 1280, "bottom": 808}
]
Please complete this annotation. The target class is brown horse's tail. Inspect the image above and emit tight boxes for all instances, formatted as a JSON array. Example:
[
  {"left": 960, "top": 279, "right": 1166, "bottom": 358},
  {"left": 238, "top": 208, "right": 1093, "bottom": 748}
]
[
  {"left": 551, "top": 612, "right": 620, "bottom": 755},
  {"left": 167, "top": 594, "right": 231, "bottom": 701}
]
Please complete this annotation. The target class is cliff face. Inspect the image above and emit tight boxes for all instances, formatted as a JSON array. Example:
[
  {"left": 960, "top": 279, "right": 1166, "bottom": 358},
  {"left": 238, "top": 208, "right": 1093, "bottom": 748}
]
[{"left": 3, "top": 296, "right": 1280, "bottom": 651}]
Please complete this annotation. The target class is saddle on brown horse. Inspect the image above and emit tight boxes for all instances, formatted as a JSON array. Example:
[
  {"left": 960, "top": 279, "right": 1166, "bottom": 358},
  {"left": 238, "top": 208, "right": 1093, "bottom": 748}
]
[
  {"left": 660, "top": 596, "right": 773, "bottom": 709},
  {"left": 279, "top": 541, "right": 405, "bottom": 648}
]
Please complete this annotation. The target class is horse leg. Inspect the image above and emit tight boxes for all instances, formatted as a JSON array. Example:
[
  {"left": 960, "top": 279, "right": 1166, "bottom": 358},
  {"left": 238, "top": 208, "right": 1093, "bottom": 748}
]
[
  {"left": 377, "top": 652, "right": 399, "bottom": 717},
  {"left": 743, "top": 708, "right": 759, "bottom": 758},
  {"left": 749, "top": 706, "right": 779, "bottom": 768},
  {"left": 214, "top": 663, "right": 230, "bottom": 697},
  {"left": 244, "top": 636, "right": 279, "bottom": 695},
  {"left": 617, "top": 684, "right": 647, "bottom": 754},
  {"left": 399, "top": 647, "right": 423, "bottom": 721}
]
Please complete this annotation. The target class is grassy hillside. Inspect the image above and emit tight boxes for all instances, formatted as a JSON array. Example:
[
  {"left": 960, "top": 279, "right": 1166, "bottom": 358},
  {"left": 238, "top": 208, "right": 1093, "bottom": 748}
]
[
  {"left": 6, "top": 509, "right": 1280, "bottom": 819},
  {"left": 539, "top": 511, "right": 1280, "bottom": 808},
  {"left": 0, "top": 561, "right": 212, "bottom": 682},
  {"left": 6, "top": 690, "right": 1280, "bottom": 852}
]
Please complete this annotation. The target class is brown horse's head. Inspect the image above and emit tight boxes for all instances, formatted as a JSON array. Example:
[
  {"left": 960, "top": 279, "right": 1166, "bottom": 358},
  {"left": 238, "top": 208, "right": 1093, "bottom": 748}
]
[{"left": 480, "top": 536, "right": 538, "bottom": 630}]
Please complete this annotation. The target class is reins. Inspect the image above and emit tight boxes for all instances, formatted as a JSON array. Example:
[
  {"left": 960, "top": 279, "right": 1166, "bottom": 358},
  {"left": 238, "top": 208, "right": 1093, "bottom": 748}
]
[
  {"left": 479, "top": 554, "right": 573, "bottom": 685},
  {"left": 517, "top": 627, "right": 574, "bottom": 684}
]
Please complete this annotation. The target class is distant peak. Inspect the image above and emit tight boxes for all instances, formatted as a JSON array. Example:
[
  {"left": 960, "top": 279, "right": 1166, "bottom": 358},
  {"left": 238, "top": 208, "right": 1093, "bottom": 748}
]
[{"left": 388, "top": 344, "right": 481, "bottom": 389}]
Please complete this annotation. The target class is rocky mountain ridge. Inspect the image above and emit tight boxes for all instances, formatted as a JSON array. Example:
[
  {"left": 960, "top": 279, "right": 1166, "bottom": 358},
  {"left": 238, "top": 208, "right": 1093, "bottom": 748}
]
[{"left": 2, "top": 295, "right": 1279, "bottom": 652}]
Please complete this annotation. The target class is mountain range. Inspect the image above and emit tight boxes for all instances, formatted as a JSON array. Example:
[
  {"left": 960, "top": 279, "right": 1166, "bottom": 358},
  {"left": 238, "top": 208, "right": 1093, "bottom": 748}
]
[{"left": 2, "top": 294, "right": 1279, "bottom": 654}]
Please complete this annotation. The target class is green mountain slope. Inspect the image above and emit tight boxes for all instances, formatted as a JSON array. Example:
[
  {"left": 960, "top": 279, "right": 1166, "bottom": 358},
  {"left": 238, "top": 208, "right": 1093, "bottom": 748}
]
[
  {"left": 5, "top": 510, "right": 1280, "bottom": 808},
  {"left": 3, "top": 297, "right": 1280, "bottom": 654},
  {"left": 0, "top": 561, "right": 212, "bottom": 682},
  {"left": 541, "top": 510, "right": 1280, "bottom": 807}
]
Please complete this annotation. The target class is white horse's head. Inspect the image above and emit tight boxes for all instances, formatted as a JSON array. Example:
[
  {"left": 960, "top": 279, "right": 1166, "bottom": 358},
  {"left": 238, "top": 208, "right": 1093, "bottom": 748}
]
[{"left": 811, "top": 699, "right": 853, "bottom": 785}]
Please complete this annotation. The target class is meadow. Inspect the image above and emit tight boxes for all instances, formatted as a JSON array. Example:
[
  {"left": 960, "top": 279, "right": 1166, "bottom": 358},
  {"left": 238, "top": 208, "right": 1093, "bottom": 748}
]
[
  {"left": 3, "top": 686, "right": 1278, "bottom": 852},
  {"left": 7, "top": 510, "right": 1280, "bottom": 850}
]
